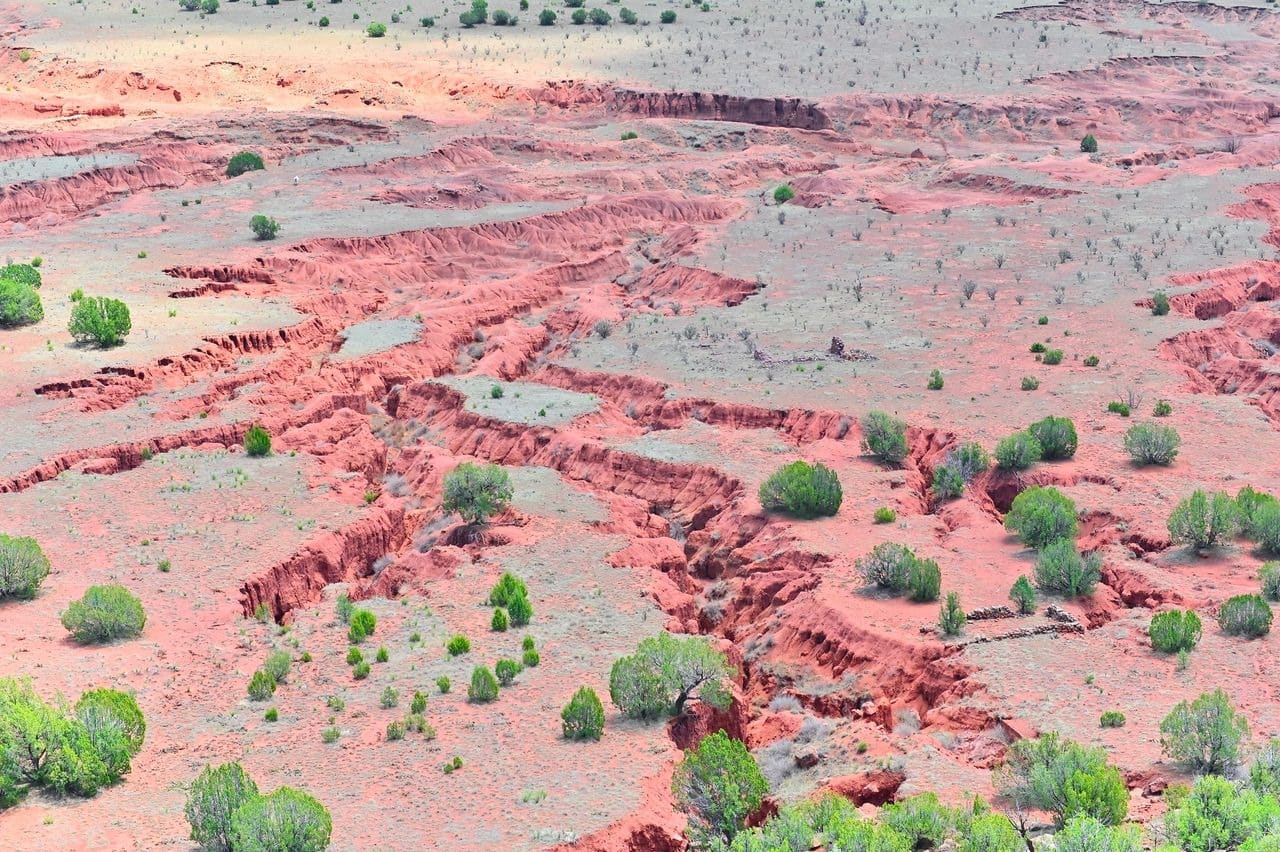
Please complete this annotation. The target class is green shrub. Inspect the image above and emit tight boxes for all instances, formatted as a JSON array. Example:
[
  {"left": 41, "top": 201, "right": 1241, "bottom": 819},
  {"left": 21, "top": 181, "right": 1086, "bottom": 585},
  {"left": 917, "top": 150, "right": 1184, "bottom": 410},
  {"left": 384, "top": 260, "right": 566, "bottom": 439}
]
[
  {"left": 444, "top": 462, "right": 513, "bottom": 526},
  {"left": 410, "top": 691, "right": 427, "bottom": 714},
  {"left": 522, "top": 635, "right": 535, "bottom": 651},
  {"left": 673, "top": 731, "right": 767, "bottom": 848},
  {"left": 1160, "top": 688, "right": 1250, "bottom": 773},
  {"left": 882, "top": 792, "right": 954, "bottom": 848},
  {"left": 263, "top": 651, "right": 291, "bottom": 684},
  {"left": 758, "top": 460, "right": 842, "bottom": 518},
  {"left": 1005, "top": 486, "right": 1078, "bottom": 549},
  {"left": 997, "top": 732, "right": 1127, "bottom": 826},
  {"left": 1083, "top": 355, "right": 1099, "bottom": 367},
  {"left": 538, "top": 8, "right": 555, "bottom": 23},
  {"left": 562, "top": 686, "right": 605, "bottom": 740},
  {"left": 0, "top": 263, "right": 40, "bottom": 289},
  {"left": 1038, "top": 315, "right": 1049, "bottom": 325},
  {"left": 507, "top": 593, "right": 532, "bottom": 626},
  {"left": 1124, "top": 423, "right": 1180, "bottom": 465},
  {"left": 1021, "top": 376, "right": 1039, "bottom": 391},
  {"left": 226, "top": 152, "right": 264, "bottom": 177},
  {"left": 468, "top": 666, "right": 499, "bottom": 702},
  {"left": 1218, "top": 594, "right": 1272, "bottom": 638},
  {"left": 522, "top": 648, "right": 540, "bottom": 667},
  {"left": 243, "top": 425, "right": 271, "bottom": 457},
  {"left": 489, "top": 571, "right": 527, "bottom": 607},
  {"left": 1042, "top": 349, "right": 1064, "bottom": 365},
  {"left": 1167, "top": 490, "right": 1238, "bottom": 551},
  {"left": 366, "top": 21, "right": 387, "bottom": 35},
  {"left": 247, "top": 670, "right": 276, "bottom": 701},
  {"left": 495, "top": 658, "right": 521, "bottom": 686},
  {"left": 1261, "top": 562, "right": 1280, "bottom": 601},
  {"left": 571, "top": 7, "right": 586, "bottom": 22},
  {"left": 491, "top": 9, "right": 513, "bottom": 24},
  {"left": 856, "top": 542, "right": 917, "bottom": 593},
  {"left": 0, "top": 278, "right": 42, "bottom": 327},
  {"left": 490, "top": 607, "right": 509, "bottom": 632},
  {"left": 345, "top": 647, "right": 362, "bottom": 666},
  {"left": 1106, "top": 401, "right": 1130, "bottom": 416},
  {"left": 1152, "top": 291, "right": 1170, "bottom": 316},
  {"left": 938, "top": 591, "right": 965, "bottom": 636},
  {"left": 319, "top": 15, "right": 329, "bottom": 25},
  {"left": 264, "top": 707, "right": 278, "bottom": 722},
  {"left": 619, "top": 6, "right": 636, "bottom": 23},
  {"left": 947, "top": 442, "right": 991, "bottom": 481},
  {"left": 335, "top": 592, "right": 353, "bottom": 623},
  {"left": 1253, "top": 501, "right": 1280, "bottom": 554},
  {"left": 437, "top": 676, "right": 451, "bottom": 693},
  {"left": 660, "top": 8, "right": 675, "bottom": 22},
  {"left": 1100, "top": 711, "right": 1126, "bottom": 728},
  {"left": 610, "top": 632, "right": 731, "bottom": 719},
  {"left": 61, "top": 584, "right": 146, "bottom": 643},
  {"left": 926, "top": 369, "right": 944, "bottom": 390},
  {"left": 228, "top": 787, "right": 331, "bottom": 852},
  {"left": 873, "top": 506, "right": 896, "bottom": 524},
  {"left": 0, "top": 535, "right": 50, "bottom": 599},
  {"left": 380, "top": 686, "right": 398, "bottom": 708},
  {"left": 446, "top": 635, "right": 470, "bottom": 656},
  {"left": 932, "top": 464, "right": 964, "bottom": 500},
  {"left": 1009, "top": 575, "right": 1037, "bottom": 614},
  {"left": 959, "top": 811, "right": 1021, "bottom": 852},
  {"left": 1149, "top": 609, "right": 1202, "bottom": 653},
  {"left": 347, "top": 608, "right": 376, "bottom": 642},
  {"left": 1166, "top": 774, "right": 1279, "bottom": 851},
  {"left": 1153, "top": 399, "right": 1173, "bottom": 417},
  {"left": 406, "top": 714, "right": 433, "bottom": 737},
  {"left": 773, "top": 184, "right": 796, "bottom": 204},
  {"left": 375, "top": 645, "right": 388, "bottom": 663},
  {"left": 321, "top": 726, "right": 340, "bottom": 743},
  {"left": 1034, "top": 539, "right": 1101, "bottom": 598},
  {"left": 994, "top": 431, "right": 1042, "bottom": 470},
  {"left": 1080, "top": 134, "right": 1098, "bottom": 153},
  {"left": 1235, "top": 486, "right": 1277, "bottom": 537},
  {"left": 1054, "top": 815, "right": 1142, "bottom": 851},
  {"left": 185, "top": 763, "right": 260, "bottom": 851},
  {"left": 861, "top": 411, "right": 908, "bottom": 465},
  {"left": 1029, "top": 416, "right": 1077, "bottom": 460},
  {"left": 68, "top": 296, "right": 130, "bottom": 346},
  {"left": 385, "top": 720, "right": 405, "bottom": 741},
  {"left": 249, "top": 215, "right": 280, "bottom": 240},
  {"left": 352, "top": 661, "right": 370, "bottom": 679},
  {"left": 907, "top": 558, "right": 941, "bottom": 603}
]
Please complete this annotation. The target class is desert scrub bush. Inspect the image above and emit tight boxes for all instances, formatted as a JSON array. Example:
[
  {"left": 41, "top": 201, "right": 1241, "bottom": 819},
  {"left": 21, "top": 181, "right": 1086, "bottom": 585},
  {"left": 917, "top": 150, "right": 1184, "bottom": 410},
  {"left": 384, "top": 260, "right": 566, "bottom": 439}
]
[
  {"left": 334, "top": 592, "right": 353, "bottom": 623},
  {"left": 757, "top": 460, "right": 842, "bottom": 518},
  {"left": 0, "top": 263, "right": 40, "bottom": 289},
  {"left": 61, "top": 584, "right": 145, "bottom": 643},
  {"left": 1167, "top": 490, "right": 1238, "bottom": 551},
  {"left": 561, "top": 686, "right": 605, "bottom": 740},
  {"left": 994, "top": 431, "right": 1042, "bottom": 470},
  {"left": 610, "top": 632, "right": 731, "bottom": 719},
  {"left": 1004, "top": 486, "right": 1078, "bottom": 549},
  {"left": 468, "top": 666, "right": 499, "bottom": 703},
  {"left": 1218, "top": 594, "right": 1272, "bottom": 638},
  {"left": 1234, "top": 486, "right": 1277, "bottom": 537},
  {"left": 321, "top": 726, "right": 340, "bottom": 743},
  {"left": 249, "top": 215, "right": 280, "bottom": 241},
  {"left": 491, "top": 9, "right": 513, "bottom": 24},
  {"left": 379, "top": 686, "right": 398, "bottom": 708},
  {"left": 660, "top": 8, "right": 676, "bottom": 22},
  {"left": 1149, "top": 609, "right": 1202, "bottom": 653},
  {"left": 1029, "top": 416, "right": 1077, "bottom": 460},
  {"left": 0, "top": 277, "right": 43, "bottom": 327},
  {"left": 185, "top": 762, "right": 259, "bottom": 851},
  {"left": 586, "top": 6, "right": 609, "bottom": 23},
  {"left": 263, "top": 651, "right": 291, "bottom": 684},
  {"left": 490, "top": 607, "right": 509, "bottom": 632},
  {"left": 1164, "top": 774, "right": 1280, "bottom": 851},
  {"left": 1080, "top": 133, "right": 1098, "bottom": 153},
  {"left": 494, "top": 658, "right": 521, "bottom": 686},
  {"left": 873, "top": 506, "right": 896, "bottom": 524},
  {"left": 385, "top": 720, "right": 405, "bottom": 741},
  {"left": 1099, "top": 710, "right": 1126, "bottom": 728},
  {"left": 225, "top": 151, "right": 264, "bottom": 178},
  {"left": 938, "top": 591, "right": 965, "bottom": 636},
  {"left": 1153, "top": 399, "right": 1173, "bottom": 416},
  {"left": 1124, "top": 423, "right": 1180, "bottom": 465},
  {"left": 352, "top": 661, "right": 370, "bottom": 680},
  {"left": 1160, "top": 688, "right": 1249, "bottom": 773},
  {"left": 618, "top": 6, "right": 636, "bottom": 23},
  {"left": 907, "top": 558, "right": 942, "bottom": 603},
  {"left": 773, "top": 184, "right": 795, "bottom": 204},
  {"left": 0, "top": 535, "right": 50, "bottom": 599},
  {"left": 319, "top": 15, "right": 329, "bottom": 25},
  {"left": 1054, "top": 815, "right": 1143, "bottom": 851},
  {"left": 1030, "top": 342, "right": 1047, "bottom": 353},
  {"left": 861, "top": 411, "right": 908, "bottom": 465},
  {"left": 1042, "top": 348, "right": 1064, "bottom": 365},
  {"left": 1021, "top": 376, "right": 1039, "bottom": 391},
  {"left": 228, "top": 787, "right": 332, "bottom": 852},
  {"left": 347, "top": 608, "right": 376, "bottom": 642},
  {"left": 1151, "top": 291, "right": 1170, "bottom": 316},
  {"left": 522, "top": 647, "right": 540, "bottom": 667},
  {"left": 1262, "top": 562, "right": 1280, "bottom": 601},
  {"left": 443, "top": 461, "right": 513, "bottom": 528},
  {"left": 446, "top": 634, "right": 470, "bottom": 656},
  {"left": 881, "top": 792, "right": 955, "bottom": 848},
  {"left": 673, "top": 731, "right": 767, "bottom": 848},
  {"left": 932, "top": 464, "right": 964, "bottom": 501},
  {"left": 243, "top": 425, "right": 271, "bottom": 457},
  {"left": 926, "top": 369, "right": 944, "bottom": 390},
  {"left": 374, "top": 645, "right": 388, "bottom": 663},
  {"left": 436, "top": 676, "right": 451, "bottom": 693},
  {"left": 345, "top": 647, "right": 362, "bottom": 666},
  {"left": 946, "top": 442, "right": 992, "bottom": 482},
  {"left": 1009, "top": 575, "right": 1037, "bottom": 614},
  {"left": 996, "top": 732, "right": 1127, "bottom": 826},
  {"left": 1082, "top": 355, "right": 1100, "bottom": 367},
  {"left": 366, "top": 20, "right": 387, "bottom": 35},
  {"left": 246, "top": 670, "right": 276, "bottom": 701},
  {"left": 410, "top": 691, "right": 427, "bottom": 714},
  {"left": 856, "top": 542, "right": 918, "bottom": 594},
  {"left": 264, "top": 708, "right": 278, "bottom": 722},
  {"left": 570, "top": 7, "right": 586, "bottom": 23},
  {"left": 1034, "top": 539, "right": 1101, "bottom": 598},
  {"left": 69, "top": 296, "right": 131, "bottom": 346},
  {"left": 538, "top": 8, "right": 555, "bottom": 23}
]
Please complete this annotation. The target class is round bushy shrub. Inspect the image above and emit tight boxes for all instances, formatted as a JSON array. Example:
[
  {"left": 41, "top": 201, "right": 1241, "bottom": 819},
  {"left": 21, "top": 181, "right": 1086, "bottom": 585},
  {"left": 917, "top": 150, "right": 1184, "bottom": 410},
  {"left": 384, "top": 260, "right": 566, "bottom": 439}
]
[
  {"left": 249, "top": 215, "right": 280, "bottom": 241},
  {"left": 1149, "top": 609, "right": 1202, "bottom": 653},
  {"left": 1004, "top": 486, "right": 1078, "bottom": 549},
  {"left": 185, "top": 763, "right": 259, "bottom": 851},
  {"left": 352, "top": 661, "right": 370, "bottom": 679},
  {"left": 1080, "top": 134, "right": 1098, "bottom": 153},
  {"left": 660, "top": 9, "right": 675, "bottom": 22},
  {"left": 1160, "top": 689, "right": 1250, "bottom": 774},
  {"left": 468, "top": 666, "right": 499, "bottom": 702},
  {"left": 410, "top": 691, "right": 427, "bottom": 714},
  {"left": 522, "top": 648, "right": 540, "bottom": 668},
  {"left": 263, "top": 651, "right": 291, "bottom": 684},
  {"left": 489, "top": 571, "right": 527, "bottom": 608},
  {"left": 856, "top": 542, "right": 917, "bottom": 593},
  {"left": 773, "top": 184, "right": 795, "bottom": 204},
  {"left": 437, "top": 676, "right": 451, "bottom": 693},
  {"left": 347, "top": 608, "right": 376, "bottom": 642},
  {"left": 243, "top": 425, "right": 271, "bottom": 457},
  {"left": 444, "top": 462, "right": 513, "bottom": 526},
  {"left": 672, "top": 731, "right": 766, "bottom": 847},
  {"left": 1219, "top": 594, "right": 1272, "bottom": 638},
  {"left": 1009, "top": 575, "right": 1037, "bottom": 614},
  {"left": 0, "top": 278, "right": 43, "bottom": 327},
  {"left": 366, "top": 21, "right": 387, "bottom": 36},
  {"left": 446, "top": 634, "right": 470, "bottom": 656},
  {"left": 1, "top": 263, "right": 41, "bottom": 289},
  {"left": 1168, "top": 490, "right": 1238, "bottom": 551},
  {"left": 757, "top": 460, "right": 842, "bottom": 518},
  {"left": 939, "top": 591, "right": 965, "bottom": 636},
  {"left": 492, "top": 9, "right": 512, "bottom": 24},
  {"left": 507, "top": 592, "right": 532, "bottom": 627},
  {"left": 494, "top": 658, "right": 521, "bottom": 686},
  {"left": 995, "top": 431, "right": 1042, "bottom": 470},
  {"left": 1029, "top": 416, "right": 1077, "bottom": 460},
  {"left": 873, "top": 506, "right": 897, "bottom": 524},
  {"left": 247, "top": 670, "right": 276, "bottom": 701},
  {"left": 538, "top": 8, "right": 555, "bottom": 24},
  {"left": 932, "top": 464, "right": 964, "bottom": 501},
  {"left": 228, "top": 787, "right": 332, "bottom": 852},
  {"left": 226, "top": 152, "right": 264, "bottom": 177},
  {"left": 1035, "top": 539, "right": 1101, "bottom": 598},
  {"left": 1236, "top": 486, "right": 1277, "bottom": 538},
  {"left": 490, "top": 607, "right": 509, "bottom": 632},
  {"left": 946, "top": 442, "right": 991, "bottom": 482},
  {"left": 907, "top": 558, "right": 941, "bottom": 603},
  {"left": 1100, "top": 711, "right": 1126, "bottom": 728},
  {"left": 1261, "top": 562, "right": 1280, "bottom": 602},
  {"left": 1151, "top": 291, "right": 1170, "bottom": 316},
  {"left": 1252, "top": 500, "right": 1280, "bottom": 554},
  {"left": 68, "top": 296, "right": 131, "bottom": 347},
  {"left": 1124, "top": 423, "right": 1180, "bottom": 466},
  {"left": 619, "top": 6, "right": 636, "bottom": 23},
  {"left": 570, "top": 7, "right": 586, "bottom": 23},
  {"left": 586, "top": 7, "right": 610, "bottom": 23},
  {"left": 61, "top": 584, "right": 146, "bottom": 643},
  {"left": 862, "top": 411, "right": 908, "bottom": 465},
  {"left": 0, "top": 534, "right": 50, "bottom": 599},
  {"left": 561, "top": 686, "right": 604, "bottom": 740}
]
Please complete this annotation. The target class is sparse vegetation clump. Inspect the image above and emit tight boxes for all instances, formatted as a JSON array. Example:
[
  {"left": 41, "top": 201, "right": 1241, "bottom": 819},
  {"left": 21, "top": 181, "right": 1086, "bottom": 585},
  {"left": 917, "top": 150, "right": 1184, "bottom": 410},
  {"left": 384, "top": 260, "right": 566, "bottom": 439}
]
[
  {"left": 1124, "top": 423, "right": 1180, "bottom": 465},
  {"left": 997, "top": 731, "right": 1128, "bottom": 826},
  {"left": 861, "top": 411, "right": 908, "bottom": 465},
  {"left": 243, "top": 425, "right": 272, "bottom": 457},
  {"left": 0, "top": 535, "right": 51, "bottom": 599},
  {"left": 938, "top": 591, "right": 965, "bottom": 636},
  {"left": 857, "top": 542, "right": 929, "bottom": 595},
  {"left": 757, "top": 460, "right": 842, "bottom": 518},
  {"left": 873, "top": 506, "right": 896, "bottom": 524},
  {"left": 1149, "top": 609, "right": 1202, "bottom": 653},
  {"left": 1218, "top": 594, "right": 1272, "bottom": 638},
  {"left": 671, "top": 731, "right": 767, "bottom": 848},
  {"left": 1167, "top": 490, "right": 1238, "bottom": 552},
  {"left": 610, "top": 632, "right": 731, "bottom": 719},
  {"left": 347, "top": 608, "right": 377, "bottom": 642},
  {"left": 443, "top": 462, "right": 513, "bottom": 528},
  {"left": 994, "top": 431, "right": 1042, "bottom": 471},
  {"left": 366, "top": 21, "right": 387, "bottom": 36},
  {"left": 69, "top": 296, "right": 131, "bottom": 347},
  {"left": 1035, "top": 539, "right": 1101, "bottom": 598},
  {"left": 226, "top": 151, "right": 265, "bottom": 177},
  {"left": 468, "top": 666, "right": 500, "bottom": 702},
  {"left": 249, "top": 215, "right": 280, "bottom": 240},
  {"left": 1152, "top": 291, "right": 1171, "bottom": 316},
  {"left": 1160, "top": 689, "right": 1249, "bottom": 773},
  {"left": 561, "top": 686, "right": 605, "bottom": 740},
  {"left": 1004, "top": 486, "right": 1078, "bottom": 549},
  {"left": 0, "top": 275, "right": 43, "bottom": 328},
  {"left": 446, "top": 635, "right": 470, "bottom": 656},
  {"left": 773, "top": 184, "right": 795, "bottom": 204},
  {"left": 61, "top": 584, "right": 146, "bottom": 643},
  {"left": 1029, "top": 416, "right": 1077, "bottom": 460}
]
